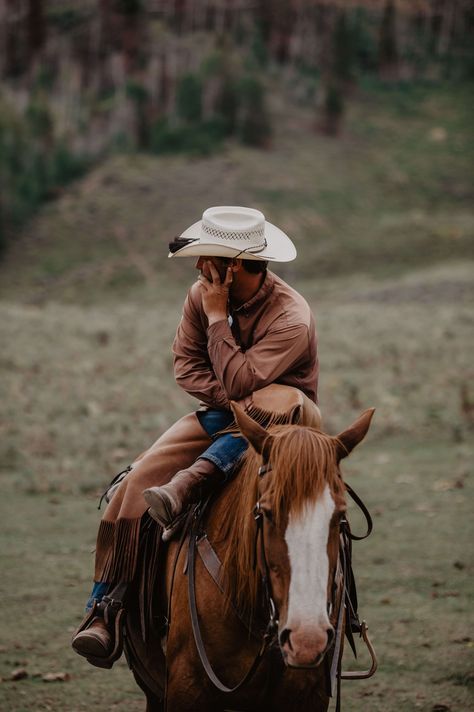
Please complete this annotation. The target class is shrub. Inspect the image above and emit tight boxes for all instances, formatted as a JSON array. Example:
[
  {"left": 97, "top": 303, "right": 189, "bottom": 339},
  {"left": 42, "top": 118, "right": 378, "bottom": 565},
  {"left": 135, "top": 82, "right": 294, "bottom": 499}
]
[
  {"left": 25, "top": 99, "right": 54, "bottom": 141},
  {"left": 126, "top": 80, "right": 149, "bottom": 105},
  {"left": 333, "top": 11, "right": 355, "bottom": 85},
  {"left": 52, "top": 142, "right": 87, "bottom": 184},
  {"left": 126, "top": 80, "right": 151, "bottom": 148},
  {"left": 320, "top": 83, "right": 345, "bottom": 136},
  {"left": 0, "top": 97, "right": 87, "bottom": 255},
  {"left": 150, "top": 117, "right": 225, "bottom": 156},
  {"left": 176, "top": 74, "right": 202, "bottom": 123},
  {"left": 214, "top": 77, "right": 239, "bottom": 135},
  {"left": 237, "top": 76, "right": 272, "bottom": 147},
  {"left": 251, "top": 29, "right": 268, "bottom": 68}
]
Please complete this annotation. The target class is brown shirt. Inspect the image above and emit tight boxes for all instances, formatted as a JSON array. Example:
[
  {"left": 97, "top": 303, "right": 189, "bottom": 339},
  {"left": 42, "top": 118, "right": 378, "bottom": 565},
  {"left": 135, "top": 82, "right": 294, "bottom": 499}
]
[{"left": 173, "top": 270, "right": 318, "bottom": 409}]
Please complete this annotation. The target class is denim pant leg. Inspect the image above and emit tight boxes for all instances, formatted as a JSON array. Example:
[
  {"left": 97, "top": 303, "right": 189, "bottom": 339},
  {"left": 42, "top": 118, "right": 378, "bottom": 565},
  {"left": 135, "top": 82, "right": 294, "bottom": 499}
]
[
  {"left": 196, "top": 410, "right": 248, "bottom": 480},
  {"left": 85, "top": 581, "right": 111, "bottom": 611},
  {"left": 199, "top": 432, "right": 247, "bottom": 478}
]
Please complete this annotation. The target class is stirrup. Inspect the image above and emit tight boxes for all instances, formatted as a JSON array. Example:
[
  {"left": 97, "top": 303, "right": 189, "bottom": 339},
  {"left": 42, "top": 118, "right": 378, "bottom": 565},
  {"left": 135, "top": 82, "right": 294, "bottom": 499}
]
[
  {"left": 72, "top": 597, "right": 126, "bottom": 669},
  {"left": 340, "top": 621, "right": 378, "bottom": 680}
]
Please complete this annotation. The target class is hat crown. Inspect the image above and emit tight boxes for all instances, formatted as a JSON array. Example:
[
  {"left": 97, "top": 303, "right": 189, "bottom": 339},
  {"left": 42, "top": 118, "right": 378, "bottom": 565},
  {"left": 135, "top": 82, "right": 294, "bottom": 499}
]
[
  {"left": 203, "top": 206, "right": 264, "bottom": 233},
  {"left": 201, "top": 206, "right": 266, "bottom": 250}
]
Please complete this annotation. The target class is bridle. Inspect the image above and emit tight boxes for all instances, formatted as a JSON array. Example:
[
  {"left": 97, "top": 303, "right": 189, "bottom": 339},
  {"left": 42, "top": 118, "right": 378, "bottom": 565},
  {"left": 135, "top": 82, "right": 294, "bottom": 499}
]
[
  {"left": 187, "top": 479, "right": 279, "bottom": 694},
  {"left": 251, "top": 461, "right": 280, "bottom": 639},
  {"left": 252, "top": 459, "right": 344, "bottom": 655},
  {"left": 186, "top": 457, "right": 377, "bottom": 701}
]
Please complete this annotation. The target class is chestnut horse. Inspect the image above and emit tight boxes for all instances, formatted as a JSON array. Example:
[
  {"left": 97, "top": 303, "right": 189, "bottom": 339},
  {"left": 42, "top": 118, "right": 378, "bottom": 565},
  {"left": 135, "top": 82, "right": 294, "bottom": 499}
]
[{"left": 124, "top": 405, "right": 375, "bottom": 712}]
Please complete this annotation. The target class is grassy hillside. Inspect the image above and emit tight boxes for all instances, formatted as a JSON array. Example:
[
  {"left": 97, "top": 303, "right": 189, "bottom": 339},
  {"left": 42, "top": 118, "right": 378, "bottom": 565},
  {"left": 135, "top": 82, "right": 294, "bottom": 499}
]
[
  {"left": 0, "top": 81, "right": 472, "bottom": 305},
  {"left": 1, "top": 80, "right": 473, "bottom": 711}
]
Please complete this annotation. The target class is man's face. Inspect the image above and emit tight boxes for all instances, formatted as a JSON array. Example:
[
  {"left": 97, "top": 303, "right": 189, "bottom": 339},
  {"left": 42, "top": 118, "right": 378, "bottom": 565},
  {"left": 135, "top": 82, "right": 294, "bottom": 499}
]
[{"left": 195, "top": 256, "right": 230, "bottom": 283}]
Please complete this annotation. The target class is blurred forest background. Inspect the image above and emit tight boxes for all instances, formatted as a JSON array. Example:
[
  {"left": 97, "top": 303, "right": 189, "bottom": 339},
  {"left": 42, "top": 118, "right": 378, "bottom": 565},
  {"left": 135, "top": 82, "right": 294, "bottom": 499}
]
[
  {"left": 1, "top": 0, "right": 473, "bottom": 255},
  {"left": 0, "top": 1, "right": 473, "bottom": 711}
]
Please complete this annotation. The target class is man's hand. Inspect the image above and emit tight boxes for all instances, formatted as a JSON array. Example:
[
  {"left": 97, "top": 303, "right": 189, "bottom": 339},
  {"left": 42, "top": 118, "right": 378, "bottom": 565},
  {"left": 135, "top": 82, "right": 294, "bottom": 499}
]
[{"left": 198, "top": 261, "right": 233, "bottom": 326}]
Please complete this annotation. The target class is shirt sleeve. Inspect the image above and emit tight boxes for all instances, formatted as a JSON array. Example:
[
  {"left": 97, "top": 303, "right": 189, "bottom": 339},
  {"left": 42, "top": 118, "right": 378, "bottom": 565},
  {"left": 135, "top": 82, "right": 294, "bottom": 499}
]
[
  {"left": 206, "top": 318, "right": 310, "bottom": 401},
  {"left": 172, "top": 289, "right": 229, "bottom": 409}
]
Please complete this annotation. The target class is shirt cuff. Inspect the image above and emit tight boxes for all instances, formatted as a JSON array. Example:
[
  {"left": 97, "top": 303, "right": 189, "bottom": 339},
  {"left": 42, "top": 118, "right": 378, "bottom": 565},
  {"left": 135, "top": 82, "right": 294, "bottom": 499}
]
[{"left": 206, "top": 318, "right": 234, "bottom": 346}]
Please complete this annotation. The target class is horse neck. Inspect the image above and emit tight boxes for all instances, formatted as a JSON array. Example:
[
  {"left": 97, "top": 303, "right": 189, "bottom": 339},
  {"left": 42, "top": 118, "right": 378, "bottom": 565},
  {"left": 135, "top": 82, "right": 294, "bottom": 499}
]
[
  {"left": 206, "top": 472, "right": 247, "bottom": 538},
  {"left": 204, "top": 456, "right": 263, "bottom": 617}
]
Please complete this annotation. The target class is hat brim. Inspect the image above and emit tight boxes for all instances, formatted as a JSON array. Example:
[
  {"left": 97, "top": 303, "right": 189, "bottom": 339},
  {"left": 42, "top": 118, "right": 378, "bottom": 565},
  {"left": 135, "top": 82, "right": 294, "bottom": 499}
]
[{"left": 168, "top": 219, "right": 296, "bottom": 262}]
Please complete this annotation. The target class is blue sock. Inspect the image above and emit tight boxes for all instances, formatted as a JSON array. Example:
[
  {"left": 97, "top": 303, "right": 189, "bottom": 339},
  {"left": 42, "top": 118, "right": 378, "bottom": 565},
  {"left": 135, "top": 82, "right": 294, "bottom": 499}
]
[{"left": 85, "top": 581, "right": 111, "bottom": 611}]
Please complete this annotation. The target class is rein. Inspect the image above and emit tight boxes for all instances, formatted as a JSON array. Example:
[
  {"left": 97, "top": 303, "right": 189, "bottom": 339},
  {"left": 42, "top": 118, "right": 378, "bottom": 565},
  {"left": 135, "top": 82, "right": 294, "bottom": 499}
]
[
  {"left": 186, "top": 460, "right": 377, "bottom": 702},
  {"left": 187, "top": 498, "right": 278, "bottom": 694}
]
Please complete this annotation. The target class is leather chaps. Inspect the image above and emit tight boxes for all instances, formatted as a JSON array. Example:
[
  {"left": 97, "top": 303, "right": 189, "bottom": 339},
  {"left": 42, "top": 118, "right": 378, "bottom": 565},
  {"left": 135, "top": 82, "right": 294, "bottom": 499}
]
[{"left": 94, "top": 412, "right": 212, "bottom": 583}]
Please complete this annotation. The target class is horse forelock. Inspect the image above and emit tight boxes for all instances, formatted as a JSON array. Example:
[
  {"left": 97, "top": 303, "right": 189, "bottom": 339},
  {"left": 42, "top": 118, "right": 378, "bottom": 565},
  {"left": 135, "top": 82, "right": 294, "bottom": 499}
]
[
  {"left": 217, "top": 425, "right": 345, "bottom": 616},
  {"left": 267, "top": 425, "right": 344, "bottom": 524}
]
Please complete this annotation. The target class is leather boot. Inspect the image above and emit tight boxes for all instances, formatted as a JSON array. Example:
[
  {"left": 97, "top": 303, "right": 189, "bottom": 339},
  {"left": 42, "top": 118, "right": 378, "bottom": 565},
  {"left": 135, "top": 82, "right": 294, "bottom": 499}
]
[
  {"left": 72, "top": 617, "right": 112, "bottom": 659},
  {"left": 143, "top": 458, "right": 223, "bottom": 535},
  {"left": 71, "top": 593, "right": 126, "bottom": 669}
]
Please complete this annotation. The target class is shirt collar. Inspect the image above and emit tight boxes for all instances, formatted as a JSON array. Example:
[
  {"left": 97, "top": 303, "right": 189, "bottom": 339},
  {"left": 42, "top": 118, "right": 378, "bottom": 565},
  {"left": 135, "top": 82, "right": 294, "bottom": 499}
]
[{"left": 231, "top": 270, "right": 275, "bottom": 315}]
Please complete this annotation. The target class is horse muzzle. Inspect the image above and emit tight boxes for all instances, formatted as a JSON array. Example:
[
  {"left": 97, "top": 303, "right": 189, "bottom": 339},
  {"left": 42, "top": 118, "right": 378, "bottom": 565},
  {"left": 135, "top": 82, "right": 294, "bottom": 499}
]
[{"left": 279, "top": 623, "right": 335, "bottom": 668}]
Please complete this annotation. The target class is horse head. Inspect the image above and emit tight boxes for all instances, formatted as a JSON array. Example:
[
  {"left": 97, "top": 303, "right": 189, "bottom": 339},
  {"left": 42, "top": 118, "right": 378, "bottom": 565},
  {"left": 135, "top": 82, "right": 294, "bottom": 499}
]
[{"left": 231, "top": 403, "right": 375, "bottom": 669}]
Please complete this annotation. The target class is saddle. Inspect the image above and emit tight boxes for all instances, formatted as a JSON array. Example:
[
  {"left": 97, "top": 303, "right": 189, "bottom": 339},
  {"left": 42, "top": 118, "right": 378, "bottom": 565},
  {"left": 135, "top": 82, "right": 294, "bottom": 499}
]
[{"left": 233, "top": 383, "right": 322, "bottom": 430}]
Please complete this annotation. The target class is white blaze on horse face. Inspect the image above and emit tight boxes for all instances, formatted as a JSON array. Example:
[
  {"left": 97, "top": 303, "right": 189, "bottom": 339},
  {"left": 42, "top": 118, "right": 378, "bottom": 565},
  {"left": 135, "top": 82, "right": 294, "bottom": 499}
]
[{"left": 284, "top": 484, "right": 335, "bottom": 629}]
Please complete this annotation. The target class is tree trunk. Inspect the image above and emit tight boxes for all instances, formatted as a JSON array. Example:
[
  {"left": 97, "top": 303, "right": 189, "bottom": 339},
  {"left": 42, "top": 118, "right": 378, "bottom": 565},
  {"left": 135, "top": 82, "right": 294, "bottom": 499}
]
[
  {"left": 2, "top": 0, "right": 26, "bottom": 77},
  {"left": 437, "top": 0, "right": 456, "bottom": 55},
  {"left": 27, "top": 0, "right": 46, "bottom": 63},
  {"left": 378, "top": 0, "right": 399, "bottom": 80}
]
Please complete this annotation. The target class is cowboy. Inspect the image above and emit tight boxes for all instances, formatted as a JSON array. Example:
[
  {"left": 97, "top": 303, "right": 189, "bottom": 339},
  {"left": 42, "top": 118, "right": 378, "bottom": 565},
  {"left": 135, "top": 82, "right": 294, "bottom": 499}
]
[{"left": 71, "top": 206, "right": 319, "bottom": 668}]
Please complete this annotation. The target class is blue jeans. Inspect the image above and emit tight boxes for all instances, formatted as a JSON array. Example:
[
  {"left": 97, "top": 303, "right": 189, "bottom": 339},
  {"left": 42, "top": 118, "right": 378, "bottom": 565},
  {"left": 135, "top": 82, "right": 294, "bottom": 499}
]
[
  {"left": 196, "top": 409, "right": 247, "bottom": 478},
  {"left": 86, "top": 581, "right": 110, "bottom": 611}
]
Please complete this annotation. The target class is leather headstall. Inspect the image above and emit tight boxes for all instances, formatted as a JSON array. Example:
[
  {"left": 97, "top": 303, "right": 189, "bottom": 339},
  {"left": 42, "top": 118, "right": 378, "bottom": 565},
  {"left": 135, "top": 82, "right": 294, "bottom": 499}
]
[{"left": 252, "top": 461, "right": 279, "bottom": 642}]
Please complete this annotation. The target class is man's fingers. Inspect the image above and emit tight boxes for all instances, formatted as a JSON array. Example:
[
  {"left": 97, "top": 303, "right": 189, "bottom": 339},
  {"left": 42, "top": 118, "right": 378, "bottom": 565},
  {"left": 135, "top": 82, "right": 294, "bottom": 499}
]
[
  {"left": 223, "top": 266, "right": 233, "bottom": 287},
  {"left": 207, "top": 261, "right": 220, "bottom": 284}
]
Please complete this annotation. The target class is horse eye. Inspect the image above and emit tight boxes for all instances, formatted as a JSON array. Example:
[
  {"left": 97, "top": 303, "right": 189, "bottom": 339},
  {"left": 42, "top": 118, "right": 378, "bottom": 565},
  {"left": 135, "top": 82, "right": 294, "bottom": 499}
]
[{"left": 263, "top": 508, "right": 274, "bottom": 523}]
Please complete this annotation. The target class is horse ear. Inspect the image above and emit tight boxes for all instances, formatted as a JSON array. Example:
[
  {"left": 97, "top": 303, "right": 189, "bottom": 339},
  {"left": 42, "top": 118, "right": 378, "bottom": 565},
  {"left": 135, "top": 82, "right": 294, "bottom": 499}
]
[
  {"left": 230, "top": 401, "right": 273, "bottom": 458},
  {"left": 335, "top": 408, "right": 375, "bottom": 460}
]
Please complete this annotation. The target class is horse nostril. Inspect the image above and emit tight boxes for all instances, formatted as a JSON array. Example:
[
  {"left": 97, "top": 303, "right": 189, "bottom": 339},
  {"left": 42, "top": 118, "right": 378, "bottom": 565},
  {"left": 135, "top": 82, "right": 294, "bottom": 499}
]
[
  {"left": 326, "top": 627, "right": 335, "bottom": 649},
  {"left": 279, "top": 628, "right": 293, "bottom": 650}
]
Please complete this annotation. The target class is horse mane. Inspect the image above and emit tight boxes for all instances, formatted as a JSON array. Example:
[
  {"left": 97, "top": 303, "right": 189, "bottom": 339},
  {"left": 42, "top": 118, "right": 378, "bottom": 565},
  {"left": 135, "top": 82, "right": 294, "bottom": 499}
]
[{"left": 215, "top": 424, "right": 345, "bottom": 617}]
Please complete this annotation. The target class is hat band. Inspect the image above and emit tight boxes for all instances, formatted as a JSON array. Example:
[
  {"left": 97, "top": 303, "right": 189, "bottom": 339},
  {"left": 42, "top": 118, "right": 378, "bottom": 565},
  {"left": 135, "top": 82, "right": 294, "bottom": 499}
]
[
  {"left": 233, "top": 238, "right": 268, "bottom": 258},
  {"left": 201, "top": 222, "right": 266, "bottom": 249}
]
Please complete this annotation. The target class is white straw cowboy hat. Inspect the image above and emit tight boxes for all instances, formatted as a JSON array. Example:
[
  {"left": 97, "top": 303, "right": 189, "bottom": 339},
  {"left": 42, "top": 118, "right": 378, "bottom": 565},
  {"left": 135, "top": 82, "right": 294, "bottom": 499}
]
[{"left": 169, "top": 206, "right": 297, "bottom": 262}]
